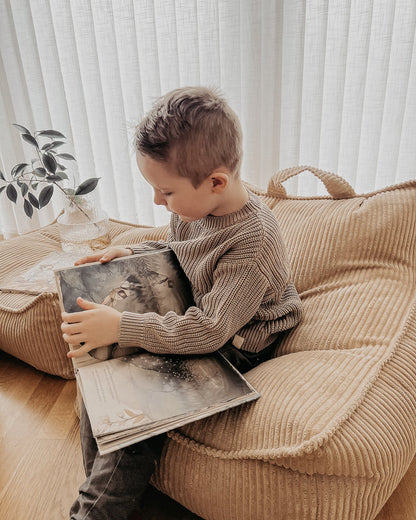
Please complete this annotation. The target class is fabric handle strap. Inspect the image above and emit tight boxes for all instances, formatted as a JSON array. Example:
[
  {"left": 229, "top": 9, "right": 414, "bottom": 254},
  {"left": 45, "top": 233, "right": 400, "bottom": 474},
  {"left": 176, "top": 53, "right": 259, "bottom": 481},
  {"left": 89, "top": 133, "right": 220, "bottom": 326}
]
[{"left": 267, "top": 166, "right": 356, "bottom": 199}]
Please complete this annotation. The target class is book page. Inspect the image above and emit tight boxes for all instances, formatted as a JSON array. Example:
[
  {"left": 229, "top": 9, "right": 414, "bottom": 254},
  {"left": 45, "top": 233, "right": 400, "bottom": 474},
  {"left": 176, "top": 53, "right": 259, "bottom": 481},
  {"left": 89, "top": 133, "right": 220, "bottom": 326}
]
[{"left": 77, "top": 351, "right": 259, "bottom": 450}]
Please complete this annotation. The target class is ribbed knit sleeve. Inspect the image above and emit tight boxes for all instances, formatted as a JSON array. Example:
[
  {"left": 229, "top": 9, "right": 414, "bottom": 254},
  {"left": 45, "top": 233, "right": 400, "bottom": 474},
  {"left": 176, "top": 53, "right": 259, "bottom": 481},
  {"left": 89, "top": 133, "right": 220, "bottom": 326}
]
[
  {"left": 118, "top": 260, "right": 271, "bottom": 354},
  {"left": 129, "top": 224, "right": 173, "bottom": 254},
  {"left": 130, "top": 240, "right": 169, "bottom": 254}
]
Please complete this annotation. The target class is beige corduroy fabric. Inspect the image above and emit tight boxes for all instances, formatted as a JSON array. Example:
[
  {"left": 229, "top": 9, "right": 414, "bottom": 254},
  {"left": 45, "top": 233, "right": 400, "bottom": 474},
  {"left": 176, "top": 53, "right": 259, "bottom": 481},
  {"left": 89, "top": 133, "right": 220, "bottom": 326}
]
[{"left": 149, "top": 167, "right": 416, "bottom": 520}]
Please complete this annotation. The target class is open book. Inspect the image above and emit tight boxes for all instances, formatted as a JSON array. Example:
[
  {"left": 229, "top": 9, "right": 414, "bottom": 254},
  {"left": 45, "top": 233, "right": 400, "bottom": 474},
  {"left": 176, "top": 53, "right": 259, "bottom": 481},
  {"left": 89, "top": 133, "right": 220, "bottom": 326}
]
[{"left": 54, "top": 248, "right": 260, "bottom": 455}]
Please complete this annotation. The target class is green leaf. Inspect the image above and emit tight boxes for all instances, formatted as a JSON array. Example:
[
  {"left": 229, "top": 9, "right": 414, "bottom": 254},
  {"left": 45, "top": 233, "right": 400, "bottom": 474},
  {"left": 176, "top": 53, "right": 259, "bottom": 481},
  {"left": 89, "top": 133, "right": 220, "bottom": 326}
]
[
  {"left": 55, "top": 171, "right": 69, "bottom": 180},
  {"left": 37, "top": 130, "right": 66, "bottom": 139},
  {"left": 46, "top": 174, "right": 64, "bottom": 182},
  {"left": 75, "top": 177, "right": 100, "bottom": 196},
  {"left": 64, "top": 188, "right": 75, "bottom": 196},
  {"left": 11, "top": 162, "right": 29, "bottom": 177},
  {"left": 34, "top": 167, "right": 47, "bottom": 177},
  {"left": 42, "top": 153, "right": 57, "bottom": 173},
  {"left": 0, "top": 170, "right": 5, "bottom": 180},
  {"left": 13, "top": 123, "right": 31, "bottom": 134},
  {"left": 57, "top": 163, "right": 67, "bottom": 171},
  {"left": 0, "top": 186, "right": 5, "bottom": 194},
  {"left": 56, "top": 153, "right": 76, "bottom": 161},
  {"left": 6, "top": 184, "right": 18, "bottom": 203},
  {"left": 20, "top": 183, "right": 29, "bottom": 197},
  {"left": 39, "top": 185, "right": 54, "bottom": 208},
  {"left": 24, "top": 199, "right": 34, "bottom": 218},
  {"left": 28, "top": 192, "right": 40, "bottom": 208},
  {"left": 41, "top": 141, "right": 65, "bottom": 152},
  {"left": 22, "top": 133, "right": 39, "bottom": 148}
]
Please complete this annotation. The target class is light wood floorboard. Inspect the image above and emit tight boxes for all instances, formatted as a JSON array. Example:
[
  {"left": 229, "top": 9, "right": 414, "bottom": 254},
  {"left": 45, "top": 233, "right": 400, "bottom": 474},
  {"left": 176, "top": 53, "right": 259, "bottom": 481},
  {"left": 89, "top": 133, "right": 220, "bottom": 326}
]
[{"left": 0, "top": 351, "right": 414, "bottom": 520}]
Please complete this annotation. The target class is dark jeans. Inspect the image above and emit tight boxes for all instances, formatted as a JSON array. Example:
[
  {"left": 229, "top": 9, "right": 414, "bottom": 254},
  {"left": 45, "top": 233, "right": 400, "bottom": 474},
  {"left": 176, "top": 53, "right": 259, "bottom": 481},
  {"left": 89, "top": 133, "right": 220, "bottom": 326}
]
[
  {"left": 70, "top": 401, "right": 165, "bottom": 519},
  {"left": 218, "top": 341, "right": 275, "bottom": 373},
  {"left": 70, "top": 343, "right": 273, "bottom": 519}
]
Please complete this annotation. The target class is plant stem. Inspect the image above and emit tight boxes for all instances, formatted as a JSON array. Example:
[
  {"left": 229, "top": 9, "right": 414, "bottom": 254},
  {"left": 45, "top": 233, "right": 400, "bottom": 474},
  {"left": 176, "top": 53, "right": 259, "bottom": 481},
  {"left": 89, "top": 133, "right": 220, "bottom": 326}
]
[
  {"left": 10, "top": 176, "right": 95, "bottom": 224},
  {"left": 34, "top": 149, "right": 98, "bottom": 226}
]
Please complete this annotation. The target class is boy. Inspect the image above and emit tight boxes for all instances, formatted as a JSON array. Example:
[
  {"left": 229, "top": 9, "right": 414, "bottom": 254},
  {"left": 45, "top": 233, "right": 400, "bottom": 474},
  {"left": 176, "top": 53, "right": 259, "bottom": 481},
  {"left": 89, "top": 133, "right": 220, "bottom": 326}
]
[{"left": 62, "top": 86, "right": 302, "bottom": 519}]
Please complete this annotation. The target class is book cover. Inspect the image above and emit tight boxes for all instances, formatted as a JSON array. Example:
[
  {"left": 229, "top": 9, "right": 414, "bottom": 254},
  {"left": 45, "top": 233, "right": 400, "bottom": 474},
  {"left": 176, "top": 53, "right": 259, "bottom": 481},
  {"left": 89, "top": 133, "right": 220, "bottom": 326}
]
[{"left": 54, "top": 248, "right": 260, "bottom": 454}]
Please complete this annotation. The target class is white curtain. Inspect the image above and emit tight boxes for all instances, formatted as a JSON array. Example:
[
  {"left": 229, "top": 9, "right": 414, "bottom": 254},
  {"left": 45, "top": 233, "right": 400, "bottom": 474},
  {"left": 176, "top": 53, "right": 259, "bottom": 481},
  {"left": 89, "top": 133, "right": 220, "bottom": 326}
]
[{"left": 0, "top": 0, "right": 415, "bottom": 238}]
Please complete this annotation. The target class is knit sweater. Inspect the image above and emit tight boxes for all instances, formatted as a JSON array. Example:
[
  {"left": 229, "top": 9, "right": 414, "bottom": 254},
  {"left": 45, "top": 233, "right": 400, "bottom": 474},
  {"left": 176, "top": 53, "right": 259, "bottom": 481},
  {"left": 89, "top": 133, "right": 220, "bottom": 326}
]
[{"left": 118, "top": 191, "right": 302, "bottom": 355}]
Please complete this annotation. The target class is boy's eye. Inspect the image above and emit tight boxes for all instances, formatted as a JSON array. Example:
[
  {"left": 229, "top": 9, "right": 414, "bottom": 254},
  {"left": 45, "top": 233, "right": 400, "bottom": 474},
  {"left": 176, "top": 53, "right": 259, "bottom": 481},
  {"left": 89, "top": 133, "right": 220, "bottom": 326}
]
[{"left": 163, "top": 192, "right": 172, "bottom": 196}]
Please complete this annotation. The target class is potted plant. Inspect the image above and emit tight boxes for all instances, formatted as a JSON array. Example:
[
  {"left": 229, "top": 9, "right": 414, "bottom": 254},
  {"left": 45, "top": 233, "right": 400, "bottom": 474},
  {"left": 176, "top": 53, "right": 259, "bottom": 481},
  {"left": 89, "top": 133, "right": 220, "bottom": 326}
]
[
  {"left": 0, "top": 124, "right": 109, "bottom": 253},
  {"left": 0, "top": 123, "right": 99, "bottom": 219}
]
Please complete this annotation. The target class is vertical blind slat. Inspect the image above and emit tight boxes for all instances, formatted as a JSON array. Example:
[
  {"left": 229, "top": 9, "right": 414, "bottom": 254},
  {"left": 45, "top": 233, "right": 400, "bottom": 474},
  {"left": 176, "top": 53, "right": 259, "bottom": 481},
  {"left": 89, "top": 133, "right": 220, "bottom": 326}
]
[
  {"left": 279, "top": 0, "right": 306, "bottom": 196},
  {"left": 355, "top": 1, "right": 395, "bottom": 193},
  {"left": 91, "top": 0, "right": 135, "bottom": 222},
  {"left": 376, "top": 1, "right": 416, "bottom": 190},
  {"left": 318, "top": 0, "right": 351, "bottom": 180},
  {"left": 176, "top": 0, "right": 199, "bottom": 85},
  {"left": 337, "top": 2, "right": 373, "bottom": 190},
  {"left": 8, "top": 0, "right": 56, "bottom": 228},
  {"left": 240, "top": 0, "right": 262, "bottom": 187},
  {"left": 259, "top": 0, "right": 280, "bottom": 187},
  {"left": 197, "top": 0, "right": 220, "bottom": 86},
  {"left": 396, "top": 24, "right": 416, "bottom": 185},
  {"left": 298, "top": 0, "right": 328, "bottom": 196}
]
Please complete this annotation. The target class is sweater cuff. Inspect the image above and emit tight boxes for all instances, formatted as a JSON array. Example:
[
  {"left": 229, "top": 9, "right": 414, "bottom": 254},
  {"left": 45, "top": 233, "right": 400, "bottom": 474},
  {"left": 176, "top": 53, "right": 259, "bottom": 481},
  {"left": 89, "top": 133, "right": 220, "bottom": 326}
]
[
  {"left": 130, "top": 244, "right": 152, "bottom": 254},
  {"left": 118, "top": 311, "right": 147, "bottom": 348}
]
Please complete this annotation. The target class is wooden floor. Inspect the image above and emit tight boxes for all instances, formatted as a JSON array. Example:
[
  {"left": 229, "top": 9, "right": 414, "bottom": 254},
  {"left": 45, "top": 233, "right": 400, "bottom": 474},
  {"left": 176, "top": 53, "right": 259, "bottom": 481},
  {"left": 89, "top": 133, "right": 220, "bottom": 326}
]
[{"left": 0, "top": 351, "right": 415, "bottom": 520}]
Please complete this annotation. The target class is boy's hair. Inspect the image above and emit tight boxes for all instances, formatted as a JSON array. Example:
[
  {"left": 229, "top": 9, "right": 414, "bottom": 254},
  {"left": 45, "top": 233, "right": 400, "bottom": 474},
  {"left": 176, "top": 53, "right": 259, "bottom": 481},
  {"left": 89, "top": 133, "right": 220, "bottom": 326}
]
[{"left": 135, "top": 86, "right": 243, "bottom": 187}]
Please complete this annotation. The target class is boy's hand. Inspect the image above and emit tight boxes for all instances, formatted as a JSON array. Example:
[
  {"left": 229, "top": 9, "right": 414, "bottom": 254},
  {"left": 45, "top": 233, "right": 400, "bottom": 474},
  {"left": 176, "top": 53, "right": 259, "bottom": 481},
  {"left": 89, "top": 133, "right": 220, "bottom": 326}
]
[
  {"left": 61, "top": 297, "right": 122, "bottom": 358},
  {"left": 74, "top": 246, "right": 133, "bottom": 266}
]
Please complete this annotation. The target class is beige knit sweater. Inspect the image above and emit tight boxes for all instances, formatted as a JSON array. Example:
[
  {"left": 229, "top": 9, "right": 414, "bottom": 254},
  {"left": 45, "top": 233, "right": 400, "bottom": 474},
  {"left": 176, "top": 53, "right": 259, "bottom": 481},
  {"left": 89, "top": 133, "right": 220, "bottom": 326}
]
[{"left": 118, "top": 191, "right": 302, "bottom": 355}]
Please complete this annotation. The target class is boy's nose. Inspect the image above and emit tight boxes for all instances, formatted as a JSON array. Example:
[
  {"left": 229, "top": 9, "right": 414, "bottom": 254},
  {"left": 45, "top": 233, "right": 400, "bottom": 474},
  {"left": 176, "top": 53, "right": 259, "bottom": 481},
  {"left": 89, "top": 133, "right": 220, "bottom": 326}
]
[{"left": 153, "top": 191, "right": 167, "bottom": 206}]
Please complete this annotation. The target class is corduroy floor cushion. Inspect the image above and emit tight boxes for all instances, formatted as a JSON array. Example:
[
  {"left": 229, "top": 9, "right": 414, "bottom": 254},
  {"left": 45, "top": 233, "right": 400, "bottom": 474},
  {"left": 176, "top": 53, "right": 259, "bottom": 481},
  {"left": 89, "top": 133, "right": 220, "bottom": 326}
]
[{"left": 0, "top": 166, "right": 415, "bottom": 519}]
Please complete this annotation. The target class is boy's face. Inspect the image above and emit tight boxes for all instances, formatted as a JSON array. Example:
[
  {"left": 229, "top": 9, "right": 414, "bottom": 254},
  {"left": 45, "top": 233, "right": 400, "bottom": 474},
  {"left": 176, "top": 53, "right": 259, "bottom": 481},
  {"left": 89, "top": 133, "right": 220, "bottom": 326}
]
[{"left": 136, "top": 153, "right": 218, "bottom": 223}]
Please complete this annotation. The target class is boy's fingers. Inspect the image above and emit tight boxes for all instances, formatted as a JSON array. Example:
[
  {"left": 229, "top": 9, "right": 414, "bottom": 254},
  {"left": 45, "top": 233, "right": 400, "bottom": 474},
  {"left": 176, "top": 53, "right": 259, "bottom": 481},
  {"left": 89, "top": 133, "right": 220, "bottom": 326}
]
[
  {"left": 99, "top": 253, "right": 116, "bottom": 263},
  {"left": 60, "top": 300, "right": 100, "bottom": 323},
  {"left": 100, "top": 248, "right": 129, "bottom": 262},
  {"left": 61, "top": 311, "right": 83, "bottom": 323},
  {"left": 61, "top": 321, "right": 81, "bottom": 334},
  {"left": 67, "top": 343, "right": 93, "bottom": 358},
  {"left": 74, "top": 253, "right": 103, "bottom": 265},
  {"left": 62, "top": 332, "right": 86, "bottom": 344},
  {"left": 76, "top": 297, "right": 101, "bottom": 310},
  {"left": 73, "top": 247, "right": 132, "bottom": 265}
]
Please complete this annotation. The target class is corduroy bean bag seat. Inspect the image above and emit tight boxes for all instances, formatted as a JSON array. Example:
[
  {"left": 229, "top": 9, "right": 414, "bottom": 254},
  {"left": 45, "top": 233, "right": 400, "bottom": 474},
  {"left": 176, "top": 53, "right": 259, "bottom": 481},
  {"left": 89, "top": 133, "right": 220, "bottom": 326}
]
[{"left": 0, "top": 166, "right": 415, "bottom": 519}]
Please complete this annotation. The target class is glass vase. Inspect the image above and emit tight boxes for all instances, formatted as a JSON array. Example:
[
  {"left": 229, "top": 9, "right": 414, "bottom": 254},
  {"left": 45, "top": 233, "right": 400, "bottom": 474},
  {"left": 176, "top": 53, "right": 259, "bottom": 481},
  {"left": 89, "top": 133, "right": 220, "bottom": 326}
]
[{"left": 57, "top": 191, "right": 111, "bottom": 255}]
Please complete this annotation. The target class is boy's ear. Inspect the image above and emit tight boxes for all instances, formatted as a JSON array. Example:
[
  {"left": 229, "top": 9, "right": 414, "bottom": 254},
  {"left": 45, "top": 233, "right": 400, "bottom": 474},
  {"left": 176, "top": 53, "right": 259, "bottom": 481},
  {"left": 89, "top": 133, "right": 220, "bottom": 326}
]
[{"left": 210, "top": 170, "right": 229, "bottom": 193}]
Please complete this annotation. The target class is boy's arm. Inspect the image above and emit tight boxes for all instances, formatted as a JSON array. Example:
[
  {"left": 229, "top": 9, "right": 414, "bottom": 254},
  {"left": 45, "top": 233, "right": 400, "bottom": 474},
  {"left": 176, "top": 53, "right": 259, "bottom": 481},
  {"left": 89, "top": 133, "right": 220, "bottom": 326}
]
[
  {"left": 64, "top": 261, "right": 271, "bottom": 359},
  {"left": 117, "top": 259, "right": 285, "bottom": 356}
]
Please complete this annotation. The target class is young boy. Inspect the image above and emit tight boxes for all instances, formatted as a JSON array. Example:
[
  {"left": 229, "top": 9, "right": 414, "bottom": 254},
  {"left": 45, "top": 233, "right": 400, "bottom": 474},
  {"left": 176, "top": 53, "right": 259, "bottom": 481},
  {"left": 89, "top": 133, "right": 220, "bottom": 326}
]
[{"left": 62, "top": 86, "right": 302, "bottom": 519}]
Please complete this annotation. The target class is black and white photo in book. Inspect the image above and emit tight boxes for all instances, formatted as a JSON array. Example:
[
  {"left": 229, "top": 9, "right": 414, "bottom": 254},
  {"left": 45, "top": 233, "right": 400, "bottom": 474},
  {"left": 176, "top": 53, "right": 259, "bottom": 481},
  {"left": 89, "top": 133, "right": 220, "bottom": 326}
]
[{"left": 54, "top": 248, "right": 260, "bottom": 454}]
